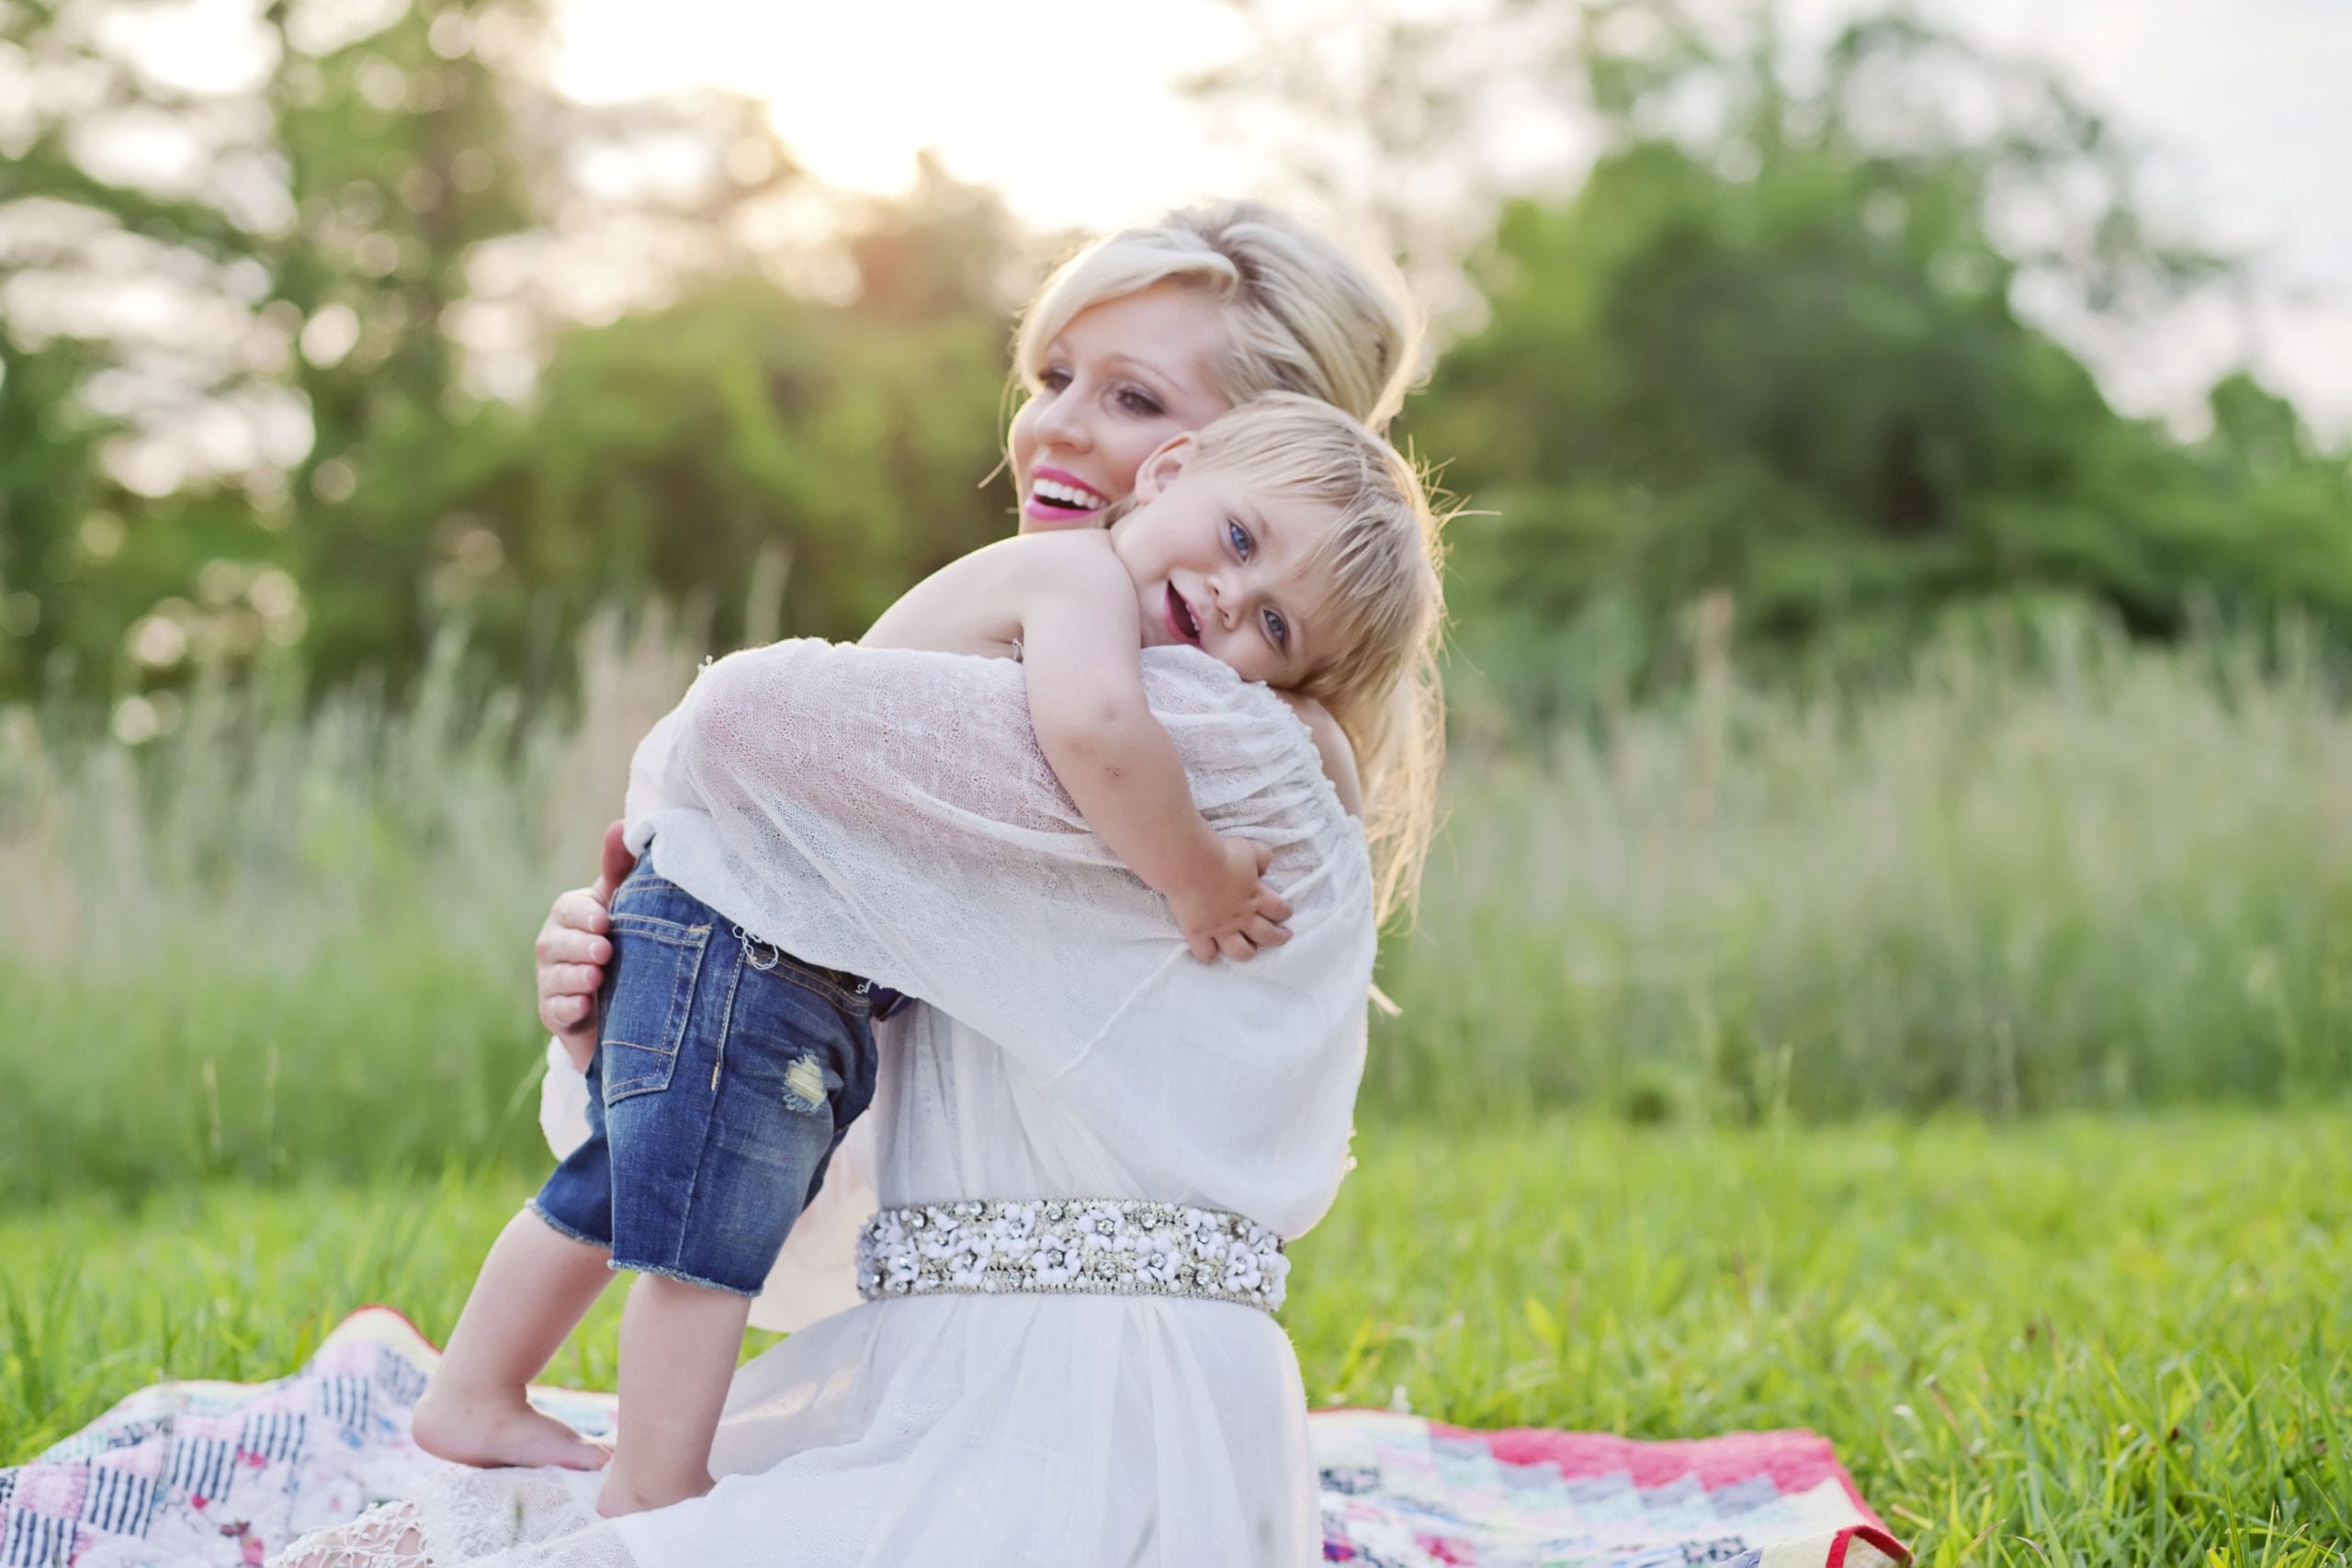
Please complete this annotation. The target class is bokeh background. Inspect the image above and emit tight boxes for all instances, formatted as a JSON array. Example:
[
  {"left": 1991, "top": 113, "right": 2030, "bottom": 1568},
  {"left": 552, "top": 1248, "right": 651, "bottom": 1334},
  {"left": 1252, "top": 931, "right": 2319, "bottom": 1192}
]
[
  {"left": 9, "top": 0, "right": 2351, "bottom": 1184},
  {"left": 6, "top": 3, "right": 2352, "bottom": 1550}
]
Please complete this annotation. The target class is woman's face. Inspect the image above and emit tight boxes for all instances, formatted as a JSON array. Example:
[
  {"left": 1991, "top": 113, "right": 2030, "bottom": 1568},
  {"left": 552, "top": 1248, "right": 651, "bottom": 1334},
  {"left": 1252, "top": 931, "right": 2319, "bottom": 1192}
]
[{"left": 1009, "top": 282, "right": 1234, "bottom": 531}]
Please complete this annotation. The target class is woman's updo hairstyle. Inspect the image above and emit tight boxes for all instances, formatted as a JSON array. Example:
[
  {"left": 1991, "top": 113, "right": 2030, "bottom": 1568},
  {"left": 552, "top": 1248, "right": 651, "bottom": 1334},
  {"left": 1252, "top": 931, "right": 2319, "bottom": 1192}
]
[{"left": 1013, "top": 201, "right": 1423, "bottom": 432}]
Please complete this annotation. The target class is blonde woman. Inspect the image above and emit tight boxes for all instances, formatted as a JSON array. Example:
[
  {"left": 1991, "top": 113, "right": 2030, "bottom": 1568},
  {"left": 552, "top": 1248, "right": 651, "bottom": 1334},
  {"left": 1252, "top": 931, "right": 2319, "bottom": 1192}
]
[
  {"left": 538, "top": 201, "right": 1433, "bottom": 991},
  {"left": 283, "top": 203, "right": 1442, "bottom": 1568}
]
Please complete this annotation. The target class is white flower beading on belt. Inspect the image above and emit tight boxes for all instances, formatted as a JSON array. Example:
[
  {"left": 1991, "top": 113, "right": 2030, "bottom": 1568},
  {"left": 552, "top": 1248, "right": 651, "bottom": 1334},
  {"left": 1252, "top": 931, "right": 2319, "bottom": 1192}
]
[{"left": 856, "top": 1199, "right": 1291, "bottom": 1312}]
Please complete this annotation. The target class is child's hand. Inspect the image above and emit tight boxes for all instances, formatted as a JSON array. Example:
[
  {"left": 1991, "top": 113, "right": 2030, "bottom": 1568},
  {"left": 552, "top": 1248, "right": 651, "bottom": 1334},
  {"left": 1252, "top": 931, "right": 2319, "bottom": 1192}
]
[{"left": 1170, "top": 836, "right": 1295, "bottom": 963}]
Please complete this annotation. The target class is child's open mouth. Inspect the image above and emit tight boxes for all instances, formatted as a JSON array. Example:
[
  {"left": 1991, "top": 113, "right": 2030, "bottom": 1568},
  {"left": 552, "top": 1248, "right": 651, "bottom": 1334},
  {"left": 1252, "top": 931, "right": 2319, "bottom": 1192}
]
[{"left": 1165, "top": 583, "right": 1203, "bottom": 645}]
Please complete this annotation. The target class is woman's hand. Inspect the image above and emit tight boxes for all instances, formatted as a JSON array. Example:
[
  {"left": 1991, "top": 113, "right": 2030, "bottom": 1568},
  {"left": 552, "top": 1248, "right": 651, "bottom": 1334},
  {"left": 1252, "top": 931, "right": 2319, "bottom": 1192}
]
[{"left": 537, "top": 821, "right": 636, "bottom": 1071}]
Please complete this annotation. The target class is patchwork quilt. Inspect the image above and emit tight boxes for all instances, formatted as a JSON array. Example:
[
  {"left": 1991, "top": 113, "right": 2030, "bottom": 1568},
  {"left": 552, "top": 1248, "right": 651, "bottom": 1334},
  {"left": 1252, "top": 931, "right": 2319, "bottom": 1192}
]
[{"left": 1, "top": 1308, "right": 1905, "bottom": 1568}]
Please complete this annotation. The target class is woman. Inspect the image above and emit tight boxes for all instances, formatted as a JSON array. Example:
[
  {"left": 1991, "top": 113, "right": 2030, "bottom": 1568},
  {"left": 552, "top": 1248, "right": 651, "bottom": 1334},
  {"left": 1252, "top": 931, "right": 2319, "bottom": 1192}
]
[{"left": 290, "top": 202, "right": 1433, "bottom": 1568}]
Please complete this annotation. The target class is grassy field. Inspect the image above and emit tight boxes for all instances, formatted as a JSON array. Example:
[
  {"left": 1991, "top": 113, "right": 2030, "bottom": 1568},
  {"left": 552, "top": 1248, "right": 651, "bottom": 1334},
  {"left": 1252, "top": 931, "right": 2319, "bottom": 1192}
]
[
  {"left": 6, "top": 1114, "right": 2347, "bottom": 1564},
  {"left": 7, "top": 620, "right": 2352, "bottom": 1560},
  {"left": 10, "top": 615, "right": 2352, "bottom": 1203}
]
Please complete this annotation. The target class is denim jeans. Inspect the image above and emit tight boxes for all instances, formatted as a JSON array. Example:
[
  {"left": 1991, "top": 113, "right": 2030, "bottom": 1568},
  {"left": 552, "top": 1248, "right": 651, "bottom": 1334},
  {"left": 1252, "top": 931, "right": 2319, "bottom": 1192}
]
[{"left": 532, "top": 857, "right": 882, "bottom": 1294}]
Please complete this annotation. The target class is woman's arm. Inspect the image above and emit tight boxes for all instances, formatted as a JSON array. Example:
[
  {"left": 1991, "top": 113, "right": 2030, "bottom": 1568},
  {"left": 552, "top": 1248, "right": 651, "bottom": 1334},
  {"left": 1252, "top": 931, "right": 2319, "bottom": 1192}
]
[
  {"left": 625, "top": 638, "right": 1357, "bottom": 1077},
  {"left": 535, "top": 676, "right": 1360, "bottom": 1039}
]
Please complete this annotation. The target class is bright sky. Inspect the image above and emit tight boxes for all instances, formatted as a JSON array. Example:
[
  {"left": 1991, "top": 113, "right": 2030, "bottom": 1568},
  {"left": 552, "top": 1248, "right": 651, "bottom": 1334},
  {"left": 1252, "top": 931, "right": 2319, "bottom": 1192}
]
[
  {"left": 554, "top": 0, "right": 2352, "bottom": 440},
  {"left": 551, "top": 0, "right": 1258, "bottom": 233}
]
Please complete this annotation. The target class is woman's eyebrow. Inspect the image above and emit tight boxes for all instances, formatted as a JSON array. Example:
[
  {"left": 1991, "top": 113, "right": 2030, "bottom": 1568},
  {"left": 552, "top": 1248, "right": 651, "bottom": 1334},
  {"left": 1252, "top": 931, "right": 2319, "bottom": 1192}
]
[{"left": 1102, "top": 352, "right": 1188, "bottom": 392}]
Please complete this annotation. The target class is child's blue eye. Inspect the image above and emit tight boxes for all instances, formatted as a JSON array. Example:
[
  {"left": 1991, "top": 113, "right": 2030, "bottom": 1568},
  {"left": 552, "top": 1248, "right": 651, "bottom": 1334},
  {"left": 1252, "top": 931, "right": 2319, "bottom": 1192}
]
[
  {"left": 1263, "top": 608, "right": 1288, "bottom": 649},
  {"left": 1227, "top": 518, "right": 1251, "bottom": 558}
]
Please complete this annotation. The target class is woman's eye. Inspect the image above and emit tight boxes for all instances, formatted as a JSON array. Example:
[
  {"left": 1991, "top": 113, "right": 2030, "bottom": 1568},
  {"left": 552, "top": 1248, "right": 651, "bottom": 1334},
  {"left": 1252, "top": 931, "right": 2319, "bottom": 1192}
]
[
  {"left": 1040, "top": 367, "right": 1071, "bottom": 391},
  {"left": 1116, "top": 387, "right": 1164, "bottom": 416},
  {"left": 1263, "top": 608, "right": 1288, "bottom": 649},
  {"left": 1227, "top": 519, "right": 1252, "bottom": 558}
]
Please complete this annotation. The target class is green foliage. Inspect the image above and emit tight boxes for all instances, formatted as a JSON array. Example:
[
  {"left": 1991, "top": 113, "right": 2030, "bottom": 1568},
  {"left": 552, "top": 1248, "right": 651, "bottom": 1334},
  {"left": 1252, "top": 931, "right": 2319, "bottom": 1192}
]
[
  {"left": 7, "top": 2, "right": 2350, "bottom": 717},
  {"left": 434, "top": 257, "right": 1014, "bottom": 688},
  {"left": 1412, "top": 18, "right": 2352, "bottom": 715},
  {"left": 9, "top": 1115, "right": 2350, "bottom": 1559},
  {"left": 0, "top": 0, "right": 1023, "bottom": 703},
  {"left": 0, "top": 339, "right": 115, "bottom": 688},
  {"left": 1, "top": 0, "right": 546, "bottom": 694}
]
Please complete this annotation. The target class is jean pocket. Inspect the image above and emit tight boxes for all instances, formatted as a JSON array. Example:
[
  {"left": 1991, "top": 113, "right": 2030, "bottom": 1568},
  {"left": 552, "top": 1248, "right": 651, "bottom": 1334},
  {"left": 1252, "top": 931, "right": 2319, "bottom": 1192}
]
[{"left": 599, "top": 911, "right": 709, "bottom": 1103}]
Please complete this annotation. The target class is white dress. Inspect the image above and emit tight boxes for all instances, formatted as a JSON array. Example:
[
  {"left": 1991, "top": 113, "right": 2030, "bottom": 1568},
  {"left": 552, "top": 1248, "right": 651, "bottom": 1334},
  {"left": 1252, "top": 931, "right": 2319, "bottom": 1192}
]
[{"left": 351, "top": 640, "right": 1376, "bottom": 1568}]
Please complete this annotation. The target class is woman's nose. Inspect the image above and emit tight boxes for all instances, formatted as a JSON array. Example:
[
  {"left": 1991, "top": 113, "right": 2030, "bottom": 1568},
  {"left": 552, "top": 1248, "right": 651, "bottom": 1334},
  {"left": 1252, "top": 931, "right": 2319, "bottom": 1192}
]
[{"left": 1031, "top": 390, "right": 1090, "bottom": 452}]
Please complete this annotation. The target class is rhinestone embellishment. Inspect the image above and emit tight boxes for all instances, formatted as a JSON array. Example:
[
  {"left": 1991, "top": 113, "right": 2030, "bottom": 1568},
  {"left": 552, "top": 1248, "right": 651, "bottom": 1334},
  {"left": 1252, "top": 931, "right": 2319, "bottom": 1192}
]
[{"left": 856, "top": 1199, "right": 1289, "bottom": 1312}]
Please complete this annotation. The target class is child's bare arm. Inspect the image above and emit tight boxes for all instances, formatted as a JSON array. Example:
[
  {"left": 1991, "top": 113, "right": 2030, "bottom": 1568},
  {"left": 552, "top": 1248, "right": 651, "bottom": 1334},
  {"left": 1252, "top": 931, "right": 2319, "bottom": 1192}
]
[{"left": 1016, "top": 538, "right": 1293, "bottom": 961}]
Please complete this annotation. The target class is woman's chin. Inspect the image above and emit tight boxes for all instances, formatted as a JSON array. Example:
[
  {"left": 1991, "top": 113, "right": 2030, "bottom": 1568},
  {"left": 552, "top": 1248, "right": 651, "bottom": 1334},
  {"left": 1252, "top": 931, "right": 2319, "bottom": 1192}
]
[{"left": 1022, "top": 499, "right": 1103, "bottom": 529}]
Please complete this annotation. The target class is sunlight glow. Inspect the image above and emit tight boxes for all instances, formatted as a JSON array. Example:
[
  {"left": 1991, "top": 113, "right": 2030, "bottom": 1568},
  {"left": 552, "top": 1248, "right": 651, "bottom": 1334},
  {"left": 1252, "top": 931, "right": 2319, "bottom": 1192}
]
[{"left": 553, "top": 0, "right": 1254, "bottom": 231}]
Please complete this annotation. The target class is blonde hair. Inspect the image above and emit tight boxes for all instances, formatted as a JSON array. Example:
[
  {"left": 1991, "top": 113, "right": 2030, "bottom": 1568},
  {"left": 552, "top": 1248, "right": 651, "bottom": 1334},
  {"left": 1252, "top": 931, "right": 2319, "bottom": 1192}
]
[
  {"left": 1130, "top": 394, "right": 1447, "bottom": 925},
  {"left": 1014, "top": 202, "right": 1423, "bottom": 431}
]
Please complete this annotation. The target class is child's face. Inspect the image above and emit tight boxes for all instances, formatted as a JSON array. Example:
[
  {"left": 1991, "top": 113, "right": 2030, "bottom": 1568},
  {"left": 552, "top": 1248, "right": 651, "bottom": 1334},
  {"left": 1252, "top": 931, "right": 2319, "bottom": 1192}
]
[
  {"left": 1010, "top": 283, "right": 1232, "bottom": 532},
  {"left": 1110, "top": 435, "right": 1334, "bottom": 690}
]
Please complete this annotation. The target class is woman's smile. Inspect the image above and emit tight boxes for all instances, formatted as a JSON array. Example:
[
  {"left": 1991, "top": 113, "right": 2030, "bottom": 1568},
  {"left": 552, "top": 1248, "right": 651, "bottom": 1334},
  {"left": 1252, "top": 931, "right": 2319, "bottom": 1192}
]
[{"left": 1027, "top": 466, "right": 1114, "bottom": 525}]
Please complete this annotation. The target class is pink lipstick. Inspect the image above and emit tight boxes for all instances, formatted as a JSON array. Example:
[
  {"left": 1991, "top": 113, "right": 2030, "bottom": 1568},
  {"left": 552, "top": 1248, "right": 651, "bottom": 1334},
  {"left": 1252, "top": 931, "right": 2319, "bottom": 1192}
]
[{"left": 1024, "top": 466, "right": 1111, "bottom": 525}]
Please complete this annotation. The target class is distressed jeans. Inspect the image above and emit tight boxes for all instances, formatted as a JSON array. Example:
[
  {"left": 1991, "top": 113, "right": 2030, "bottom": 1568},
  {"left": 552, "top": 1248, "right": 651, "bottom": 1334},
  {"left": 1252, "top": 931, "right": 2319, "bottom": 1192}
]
[{"left": 532, "top": 855, "right": 883, "bottom": 1294}]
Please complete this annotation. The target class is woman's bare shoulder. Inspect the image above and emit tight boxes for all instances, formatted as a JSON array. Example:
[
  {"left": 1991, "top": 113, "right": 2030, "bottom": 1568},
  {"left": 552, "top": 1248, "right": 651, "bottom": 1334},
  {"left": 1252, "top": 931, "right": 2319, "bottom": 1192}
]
[{"left": 1274, "top": 691, "right": 1363, "bottom": 818}]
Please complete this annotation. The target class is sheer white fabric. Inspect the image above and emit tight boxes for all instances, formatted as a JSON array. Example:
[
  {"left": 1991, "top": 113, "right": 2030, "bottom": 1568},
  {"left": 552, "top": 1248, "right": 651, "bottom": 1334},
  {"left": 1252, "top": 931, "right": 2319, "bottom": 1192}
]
[
  {"left": 277, "top": 1478, "right": 634, "bottom": 1568},
  {"left": 442, "top": 639, "right": 1373, "bottom": 1566},
  {"left": 274, "top": 1501, "right": 427, "bottom": 1568}
]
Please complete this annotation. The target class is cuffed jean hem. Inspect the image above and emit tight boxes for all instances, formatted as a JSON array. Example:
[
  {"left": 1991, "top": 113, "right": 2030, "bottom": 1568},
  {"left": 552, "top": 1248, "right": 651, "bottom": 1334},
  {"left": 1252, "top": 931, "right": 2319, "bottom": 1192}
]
[
  {"left": 526, "top": 1199, "right": 611, "bottom": 1253},
  {"left": 606, "top": 1258, "right": 763, "bottom": 1298}
]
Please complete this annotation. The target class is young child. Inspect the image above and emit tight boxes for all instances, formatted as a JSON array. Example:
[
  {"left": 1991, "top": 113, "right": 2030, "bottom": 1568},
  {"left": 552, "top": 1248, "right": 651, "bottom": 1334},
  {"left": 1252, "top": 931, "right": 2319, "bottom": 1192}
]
[{"left": 412, "top": 391, "right": 1442, "bottom": 1516}]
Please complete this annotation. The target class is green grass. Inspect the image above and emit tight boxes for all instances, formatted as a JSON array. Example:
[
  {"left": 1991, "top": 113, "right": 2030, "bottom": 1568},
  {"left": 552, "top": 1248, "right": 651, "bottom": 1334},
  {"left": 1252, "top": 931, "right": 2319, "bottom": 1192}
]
[
  {"left": 12, "top": 615, "right": 2352, "bottom": 1202},
  {"left": 1379, "top": 620, "right": 2352, "bottom": 1124},
  {"left": 8, "top": 617, "right": 2351, "bottom": 1558},
  {"left": 7, "top": 1113, "right": 2347, "bottom": 1563}
]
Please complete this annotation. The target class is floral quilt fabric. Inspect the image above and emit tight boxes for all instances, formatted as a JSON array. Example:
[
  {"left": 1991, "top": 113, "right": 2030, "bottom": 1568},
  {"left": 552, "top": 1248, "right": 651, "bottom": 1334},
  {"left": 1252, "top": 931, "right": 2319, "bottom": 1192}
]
[{"left": 0, "top": 1308, "right": 1904, "bottom": 1568}]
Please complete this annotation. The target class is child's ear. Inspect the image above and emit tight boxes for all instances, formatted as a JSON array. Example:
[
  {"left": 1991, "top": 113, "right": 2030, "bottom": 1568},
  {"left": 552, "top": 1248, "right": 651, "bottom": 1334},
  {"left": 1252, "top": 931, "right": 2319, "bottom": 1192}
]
[{"left": 1133, "top": 433, "right": 1196, "bottom": 502}]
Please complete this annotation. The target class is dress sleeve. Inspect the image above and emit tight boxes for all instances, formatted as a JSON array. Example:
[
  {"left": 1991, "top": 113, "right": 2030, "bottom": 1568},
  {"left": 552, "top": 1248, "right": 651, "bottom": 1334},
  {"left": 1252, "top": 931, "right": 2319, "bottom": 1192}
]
[
  {"left": 538, "top": 1038, "right": 592, "bottom": 1158},
  {"left": 625, "top": 638, "right": 1359, "bottom": 1083}
]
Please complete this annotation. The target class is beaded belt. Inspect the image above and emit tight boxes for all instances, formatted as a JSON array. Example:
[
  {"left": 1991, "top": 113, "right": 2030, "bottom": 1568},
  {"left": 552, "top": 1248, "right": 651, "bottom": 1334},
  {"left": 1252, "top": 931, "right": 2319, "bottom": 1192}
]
[{"left": 855, "top": 1199, "right": 1290, "bottom": 1313}]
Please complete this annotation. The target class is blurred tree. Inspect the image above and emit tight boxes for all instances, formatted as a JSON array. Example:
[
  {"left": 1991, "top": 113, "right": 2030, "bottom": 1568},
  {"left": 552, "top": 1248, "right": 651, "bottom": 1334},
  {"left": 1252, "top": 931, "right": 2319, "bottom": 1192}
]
[
  {"left": 1199, "top": 1, "right": 2351, "bottom": 711},
  {"left": 422, "top": 164, "right": 1025, "bottom": 697},
  {"left": 0, "top": 335, "right": 114, "bottom": 691},
  {"left": 0, "top": 0, "right": 1003, "bottom": 704},
  {"left": 264, "top": 0, "right": 540, "bottom": 684},
  {"left": 11, "top": 0, "right": 2347, "bottom": 721},
  {"left": 0, "top": 0, "right": 553, "bottom": 698}
]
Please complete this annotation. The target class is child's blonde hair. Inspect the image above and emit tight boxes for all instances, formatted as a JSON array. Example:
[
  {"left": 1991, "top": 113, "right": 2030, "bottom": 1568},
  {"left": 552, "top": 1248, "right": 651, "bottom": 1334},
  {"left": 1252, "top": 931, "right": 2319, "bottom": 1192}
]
[
  {"left": 1014, "top": 201, "right": 1424, "bottom": 432},
  {"left": 1148, "top": 394, "right": 1446, "bottom": 925}
]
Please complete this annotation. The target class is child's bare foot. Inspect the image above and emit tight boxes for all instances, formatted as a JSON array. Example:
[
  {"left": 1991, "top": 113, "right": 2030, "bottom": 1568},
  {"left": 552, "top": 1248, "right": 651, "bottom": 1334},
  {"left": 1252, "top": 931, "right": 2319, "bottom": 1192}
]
[
  {"left": 594, "top": 1467, "right": 713, "bottom": 1518},
  {"left": 412, "top": 1386, "right": 610, "bottom": 1472}
]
